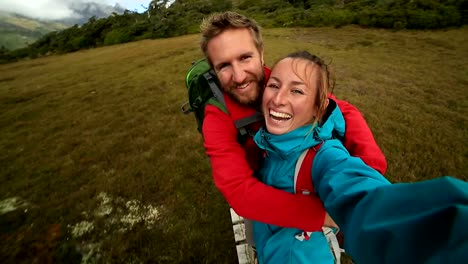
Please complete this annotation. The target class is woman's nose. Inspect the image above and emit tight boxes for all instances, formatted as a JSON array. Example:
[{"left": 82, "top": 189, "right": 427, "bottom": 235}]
[{"left": 272, "top": 88, "right": 287, "bottom": 106}]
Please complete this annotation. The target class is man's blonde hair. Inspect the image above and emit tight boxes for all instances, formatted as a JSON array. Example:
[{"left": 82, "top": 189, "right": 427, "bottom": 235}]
[{"left": 200, "top": 11, "right": 263, "bottom": 63}]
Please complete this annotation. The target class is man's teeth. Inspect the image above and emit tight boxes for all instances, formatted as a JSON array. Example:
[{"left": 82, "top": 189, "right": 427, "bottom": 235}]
[
  {"left": 237, "top": 82, "right": 249, "bottom": 89},
  {"left": 270, "top": 110, "right": 292, "bottom": 119}
]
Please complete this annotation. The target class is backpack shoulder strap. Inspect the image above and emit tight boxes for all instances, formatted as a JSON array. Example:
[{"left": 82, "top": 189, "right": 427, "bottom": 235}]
[
  {"left": 204, "top": 70, "right": 227, "bottom": 112},
  {"left": 294, "top": 142, "right": 323, "bottom": 195},
  {"left": 293, "top": 142, "right": 343, "bottom": 263}
]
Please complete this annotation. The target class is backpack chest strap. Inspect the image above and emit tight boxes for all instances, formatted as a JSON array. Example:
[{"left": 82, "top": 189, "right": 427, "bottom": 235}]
[
  {"left": 294, "top": 142, "right": 323, "bottom": 195},
  {"left": 234, "top": 112, "right": 264, "bottom": 136}
]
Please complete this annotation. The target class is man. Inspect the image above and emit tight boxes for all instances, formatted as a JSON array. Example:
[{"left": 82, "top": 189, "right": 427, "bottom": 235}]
[{"left": 200, "top": 11, "right": 386, "bottom": 231}]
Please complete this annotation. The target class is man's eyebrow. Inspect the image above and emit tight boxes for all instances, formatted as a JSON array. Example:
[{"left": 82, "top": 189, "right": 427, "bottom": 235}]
[
  {"left": 213, "top": 61, "right": 228, "bottom": 70},
  {"left": 239, "top": 51, "right": 254, "bottom": 58}
]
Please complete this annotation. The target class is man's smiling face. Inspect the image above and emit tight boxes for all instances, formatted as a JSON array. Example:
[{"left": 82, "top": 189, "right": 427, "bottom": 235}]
[{"left": 207, "top": 28, "right": 265, "bottom": 106}]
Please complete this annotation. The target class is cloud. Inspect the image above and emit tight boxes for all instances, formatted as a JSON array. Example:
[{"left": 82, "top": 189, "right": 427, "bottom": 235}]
[{"left": 0, "top": 0, "right": 131, "bottom": 20}]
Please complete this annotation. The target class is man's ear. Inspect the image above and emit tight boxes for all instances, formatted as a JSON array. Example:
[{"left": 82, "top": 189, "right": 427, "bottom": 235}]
[{"left": 259, "top": 49, "right": 265, "bottom": 65}]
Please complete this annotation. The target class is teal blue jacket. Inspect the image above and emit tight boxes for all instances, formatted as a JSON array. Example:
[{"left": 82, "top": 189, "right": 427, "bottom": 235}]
[
  {"left": 254, "top": 101, "right": 468, "bottom": 263},
  {"left": 253, "top": 100, "right": 359, "bottom": 263},
  {"left": 313, "top": 147, "right": 468, "bottom": 263}
]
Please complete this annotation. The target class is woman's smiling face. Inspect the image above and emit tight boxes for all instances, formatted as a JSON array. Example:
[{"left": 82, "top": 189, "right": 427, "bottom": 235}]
[{"left": 262, "top": 57, "right": 319, "bottom": 135}]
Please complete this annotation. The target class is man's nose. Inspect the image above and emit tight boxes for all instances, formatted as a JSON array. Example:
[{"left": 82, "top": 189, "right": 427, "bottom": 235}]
[{"left": 232, "top": 63, "right": 247, "bottom": 84}]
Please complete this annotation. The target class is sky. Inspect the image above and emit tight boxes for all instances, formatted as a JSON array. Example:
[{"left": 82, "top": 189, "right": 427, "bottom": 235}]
[
  {"left": 0, "top": 0, "right": 151, "bottom": 20},
  {"left": 116, "top": 0, "right": 150, "bottom": 13}
]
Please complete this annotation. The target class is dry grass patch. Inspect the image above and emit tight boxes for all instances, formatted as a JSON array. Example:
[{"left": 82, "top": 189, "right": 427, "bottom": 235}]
[{"left": 0, "top": 26, "right": 467, "bottom": 263}]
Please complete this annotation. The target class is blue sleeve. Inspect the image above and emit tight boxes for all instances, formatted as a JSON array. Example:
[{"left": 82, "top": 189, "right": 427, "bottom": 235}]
[{"left": 313, "top": 140, "right": 468, "bottom": 263}]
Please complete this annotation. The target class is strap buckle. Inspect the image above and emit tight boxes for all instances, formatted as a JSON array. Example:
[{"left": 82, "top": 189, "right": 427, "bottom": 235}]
[{"left": 181, "top": 101, "right": 191, "bottom": 115}]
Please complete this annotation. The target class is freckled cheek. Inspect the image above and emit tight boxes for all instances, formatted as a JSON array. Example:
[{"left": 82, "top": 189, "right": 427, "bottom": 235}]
[
  {"left": 262, "top": 91, "right": 272, "bottom": 108},
  {"left": 248, "top": 62, "right": 261, "bottom": 73},
  {"left": 298, "top": 106, "right": 314, "bottom": 122}
]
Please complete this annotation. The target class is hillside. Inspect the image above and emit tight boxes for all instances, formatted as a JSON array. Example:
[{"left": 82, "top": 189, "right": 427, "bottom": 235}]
[
  {"left": 0, "top": 2, "right": 126, "bottom": 51},
  {"left": 1, "top": 0, "right": 466, "bottom": 63},
  {"left": 0, "top": 26, "right": 467, "bottom": 263},
  {"left": 0, "top": 11, "right": 67, "bottom": 50}
]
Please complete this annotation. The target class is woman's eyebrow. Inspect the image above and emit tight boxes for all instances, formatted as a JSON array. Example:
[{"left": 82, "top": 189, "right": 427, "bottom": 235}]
[
  {"left": 269, "top": 76, "right": 305, "bottom": 86},
  {"left": 269, "top": 76, "right": 280, "bottom": 82},
  {"left": 291, "top": 80, "right": 305, "bottom": 86}
]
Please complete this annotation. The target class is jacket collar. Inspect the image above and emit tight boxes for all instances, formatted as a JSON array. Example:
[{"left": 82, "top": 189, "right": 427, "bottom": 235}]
[{"left": 254, "top": 99, "right": 344, "bottom": 157}]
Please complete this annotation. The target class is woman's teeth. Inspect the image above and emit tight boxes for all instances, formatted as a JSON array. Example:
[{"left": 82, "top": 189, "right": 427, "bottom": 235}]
[{"left": 270, "top": 110, "right": 291, "bottom": 120}]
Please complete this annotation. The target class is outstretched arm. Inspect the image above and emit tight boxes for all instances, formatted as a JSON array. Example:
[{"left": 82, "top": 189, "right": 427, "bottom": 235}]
[
  {"left": 313, "top": 141, "right": 468, "bottom": 264},
  {"left": 203, "top": 105, "right": 325, "bottom": 231},
  {"left": 331, "top": 95, "right": 387, "bottom": 174}
]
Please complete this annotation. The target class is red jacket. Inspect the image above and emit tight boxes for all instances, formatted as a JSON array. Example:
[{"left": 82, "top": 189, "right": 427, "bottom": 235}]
[{"left": 203, "top": 66, "right": 387, "bottom": 231}]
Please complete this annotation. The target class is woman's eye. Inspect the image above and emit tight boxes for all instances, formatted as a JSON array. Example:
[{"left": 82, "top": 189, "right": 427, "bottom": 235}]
[
  {"left": 292, "top": 89, "right": 304, "bottom": 95},
  {"left": 267, "top": 83, "right": 279, "bottom": 89}
]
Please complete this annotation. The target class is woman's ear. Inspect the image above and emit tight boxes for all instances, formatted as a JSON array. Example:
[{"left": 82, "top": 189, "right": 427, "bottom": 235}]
[{"left": 324, "top": 98, "right": 329, "bottom": 110}]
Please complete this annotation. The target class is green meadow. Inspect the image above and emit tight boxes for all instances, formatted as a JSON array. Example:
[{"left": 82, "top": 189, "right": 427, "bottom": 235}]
[{"left": 0, "top": 26, "right": 467, "bottom": 263}]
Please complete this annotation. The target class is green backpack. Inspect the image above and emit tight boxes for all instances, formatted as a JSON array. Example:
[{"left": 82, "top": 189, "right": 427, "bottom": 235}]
[
  {"left": 181, "top": 58, "right": 263, "bottom": 136},
  {"left": 181, "top": 58, "right": 227, "bottom": 133}
]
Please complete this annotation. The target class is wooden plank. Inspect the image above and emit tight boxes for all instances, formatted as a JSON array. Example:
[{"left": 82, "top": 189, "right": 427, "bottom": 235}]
[
  {"left": 230, "top": 208, "right": 257, "bottom": 264},
  {"left": 230, "top": 207, "right": 243, "bottom": 224},
  {"left": 233, "top": 223, "right": 247, "bottom": 243},
  {"left": 236, "top": 244, "right": 254, "bottom": 264}
]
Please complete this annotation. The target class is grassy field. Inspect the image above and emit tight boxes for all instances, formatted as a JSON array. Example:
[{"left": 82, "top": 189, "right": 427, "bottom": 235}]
[{"left": 0, "top": 26, "right": 467, "bottom": 263}]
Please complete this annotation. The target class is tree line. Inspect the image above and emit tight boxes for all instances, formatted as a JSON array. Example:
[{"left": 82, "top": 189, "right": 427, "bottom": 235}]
[{"left": 1, "top": 0, "right": 467, "bottom": 63}]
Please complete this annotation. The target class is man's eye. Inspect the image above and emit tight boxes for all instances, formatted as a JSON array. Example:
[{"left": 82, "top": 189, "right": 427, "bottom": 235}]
[{"left": 216, "top": 63, "right": 228, "bottom": 71}]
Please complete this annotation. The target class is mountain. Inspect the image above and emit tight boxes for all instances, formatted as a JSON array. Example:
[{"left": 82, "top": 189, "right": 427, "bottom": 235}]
[
  {"left": 0, "top": 11, "right": 67, "bottom": 50},
  {"left": 0, "top": 2, "right": 126, "bottom": 51},
  {"left": 58, "top": 2, "right": 127, "bottom": 25}
]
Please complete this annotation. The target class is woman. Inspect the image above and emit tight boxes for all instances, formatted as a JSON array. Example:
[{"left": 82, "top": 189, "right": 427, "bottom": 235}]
[{"left": 253, "top": 51, "right": 467, "bottom": 264}]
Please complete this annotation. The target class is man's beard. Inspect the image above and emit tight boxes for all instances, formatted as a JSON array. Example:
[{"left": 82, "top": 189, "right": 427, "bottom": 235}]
[{"left": 226, "top": 74, "right": 265, "bottom": 107}]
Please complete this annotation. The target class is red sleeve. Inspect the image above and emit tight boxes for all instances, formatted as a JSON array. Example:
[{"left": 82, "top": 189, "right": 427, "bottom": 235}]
[
  {"left": 203, "top": 105, "right": 325, "bottom": 231},
  {"left": 331, "top": 95, "right": 387, "bottom": 174}
]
